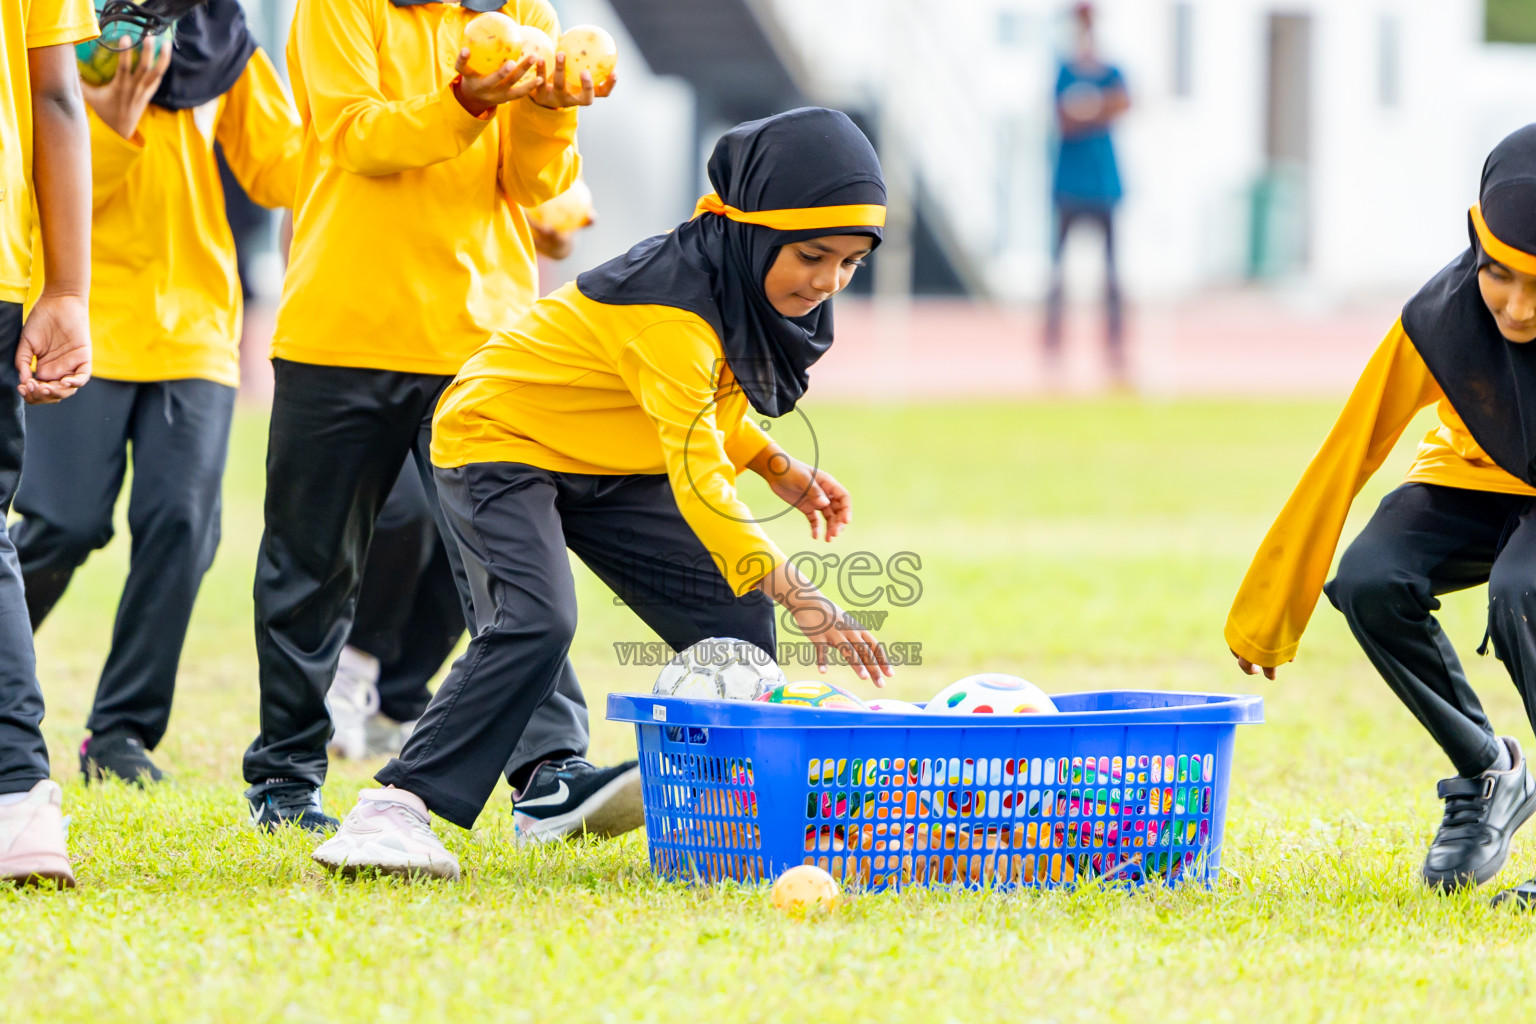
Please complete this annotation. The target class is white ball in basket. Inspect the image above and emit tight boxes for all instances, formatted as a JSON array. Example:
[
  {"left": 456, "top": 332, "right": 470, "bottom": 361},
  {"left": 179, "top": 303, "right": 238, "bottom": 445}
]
[
  {"left": 866, "top": 698, "right": 924, "bottom": 714},
  {"left": 651, "top": 637, "right": 786, "bottom": 701},
  {"left": 924, "top": 674, "right": 1059, "bottom": 715}
]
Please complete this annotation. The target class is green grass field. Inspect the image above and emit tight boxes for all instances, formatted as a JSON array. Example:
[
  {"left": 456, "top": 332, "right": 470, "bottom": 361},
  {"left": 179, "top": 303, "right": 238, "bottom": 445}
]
[{"left": 8, "top": 398, "right": 1536, "bottom": 1022}]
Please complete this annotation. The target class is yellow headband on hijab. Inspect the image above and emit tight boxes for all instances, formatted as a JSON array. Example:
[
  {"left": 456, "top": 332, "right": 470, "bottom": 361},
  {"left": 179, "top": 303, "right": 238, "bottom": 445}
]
[
  {"left": 1472, "top": 203, "right": 1536, "bottom": 276},
  {"left": 693, "top": 192, "right": 886, "bottom": 232}
]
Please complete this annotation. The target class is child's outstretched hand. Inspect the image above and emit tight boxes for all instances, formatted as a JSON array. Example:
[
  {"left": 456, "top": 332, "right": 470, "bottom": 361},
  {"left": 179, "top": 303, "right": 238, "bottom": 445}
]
[
  {"left": 1232, "top": 650, "right": 1278, "bottom": 680},
  {"left": 749, "top": 444, "right": 851, "bottom": 542},
  {"left": 17, "top": 294, "right": 91, "bottom": 404},
  {"left": 530, "top": 53, "right": 617, "bottom": 108},
  {"left": 453, "top": 50, "right": 540, "bottom": 116},
  {"left": 761, "top": 562, "right": 892, "bottom": 684}
]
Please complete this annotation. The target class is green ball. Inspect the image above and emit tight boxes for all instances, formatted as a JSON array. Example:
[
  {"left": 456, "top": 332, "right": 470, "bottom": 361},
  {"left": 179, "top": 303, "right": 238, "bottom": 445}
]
[{"left": 75, "top": 1, "right": 172, "bottom": 87}]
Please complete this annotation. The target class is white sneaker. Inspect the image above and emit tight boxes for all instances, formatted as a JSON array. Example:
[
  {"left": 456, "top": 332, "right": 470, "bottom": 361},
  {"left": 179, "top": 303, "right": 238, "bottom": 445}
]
[
  {"left": 326, "top": 646, "right": 381, "bottom": 760},
  {"left": 0, "top": 780, "right": 76, "bottom": 888},
  {"left": 312, "top": 788, "right": 459, "bottom": 881}
]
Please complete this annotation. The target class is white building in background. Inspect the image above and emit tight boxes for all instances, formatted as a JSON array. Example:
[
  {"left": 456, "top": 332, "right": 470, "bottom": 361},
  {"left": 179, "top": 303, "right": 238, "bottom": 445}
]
[{"left": 239, "top": 0, "right": 1536, "bottom": 304}]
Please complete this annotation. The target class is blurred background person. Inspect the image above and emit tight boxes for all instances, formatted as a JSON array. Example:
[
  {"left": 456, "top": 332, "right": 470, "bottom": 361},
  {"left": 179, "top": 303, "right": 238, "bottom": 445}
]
[
  {"left": 1043, "top": 1, "right": 1129, "bottom": 385},
  {"left": 15, "top": 0, "right": 299, "bottom": 787}
]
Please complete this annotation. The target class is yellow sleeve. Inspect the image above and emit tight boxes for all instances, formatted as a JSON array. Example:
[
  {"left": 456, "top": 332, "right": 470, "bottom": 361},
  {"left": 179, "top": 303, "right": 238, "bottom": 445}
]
[
  {"left": 618, "top": 321, "right": 787, "bottom": 595},
  {"left": 293, "top": 0, "right": 493, "bottom": 177},
  {"left": 26, "top": 0, "right": 97, "bottom": 47},
  {"left": 215, "top": 49, "right": 302, "bottom": 209},
  {"left": 87, "top": 107, "right": 143, "bottom": 206},
  {"left": 723, "top": 413, "right": 771, "bottom": 473},
  {"left": 496, "top": 2, "right": 580, "bottom": 207},
  {"left": 1224, "top": 320, "right": 1439, "bottom": 667}
]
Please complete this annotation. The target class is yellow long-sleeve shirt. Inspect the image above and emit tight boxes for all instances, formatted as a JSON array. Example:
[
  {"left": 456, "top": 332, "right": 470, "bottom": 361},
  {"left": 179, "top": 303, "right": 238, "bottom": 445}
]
[
  {"left": 1, "top": 0, "right": 98, "bottom": 302},
  {"left": 273, "top": 0, "right": 580, "bottom": 374},
  {"left": 83, "top": 49, "right": 299, "bottom": 386},
  {"left": 432, "top": 282, "right": 784, "bottom": 595},
  {"left": 1225, "top": 319, "right": 1536, "bottom": 667}
]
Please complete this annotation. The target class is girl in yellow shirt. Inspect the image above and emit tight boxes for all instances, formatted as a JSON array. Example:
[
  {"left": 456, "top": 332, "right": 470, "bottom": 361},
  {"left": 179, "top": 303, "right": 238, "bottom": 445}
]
[
  {"left": 314, "top": 108, "right": 894, "bottom": 879},
  {"left": 11, "top": 0, "right": 300, "bottom": 791},
  {"left": 1227, "top": 126, "right": 1536, "bottom": 903}
]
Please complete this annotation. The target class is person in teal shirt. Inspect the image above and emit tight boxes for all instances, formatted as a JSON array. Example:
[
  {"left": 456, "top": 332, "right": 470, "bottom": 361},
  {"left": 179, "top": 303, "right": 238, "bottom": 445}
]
[{"left": 1045, "top": 2, "right": 1130, "bottom": 383}]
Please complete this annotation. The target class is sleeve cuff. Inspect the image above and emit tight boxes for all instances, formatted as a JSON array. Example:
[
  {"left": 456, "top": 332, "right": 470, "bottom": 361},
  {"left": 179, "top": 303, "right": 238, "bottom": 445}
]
[
  {"left": 28, "top": 19, "right": 98, "bottom": 48},
  {"left": 725, "top": 418, "right": 771, "bottom": 473},
  {"left": 727, "top": 541, "right": 786, "bottom": 597},
  {"left": 1223, "top": 619, "right": 1296, "bottom": 668},
  {"left": 443, "top": 80, "right": 496, "bottom": 139},
  {"left": 515, "top": 95, "right": 579, "bottom": 134}
]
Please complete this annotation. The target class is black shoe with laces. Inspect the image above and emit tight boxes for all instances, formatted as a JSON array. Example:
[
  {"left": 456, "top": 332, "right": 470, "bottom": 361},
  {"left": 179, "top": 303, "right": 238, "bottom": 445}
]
[
  {"left": 247, "top": 779, "right": 340, "bottom": 833},
  {"left": 512, "top": 756, "right": 643, "bottom": 843},
  {"left": 1422, "top": 737, "right": 1536, "bottom": 890},
  {"left": 80, "top": 729, "right": 165, "bottom": 786}
]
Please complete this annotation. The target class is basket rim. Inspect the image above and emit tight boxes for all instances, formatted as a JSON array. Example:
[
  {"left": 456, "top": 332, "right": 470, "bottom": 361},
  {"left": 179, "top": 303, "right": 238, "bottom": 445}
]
[{"left": 607, "top": 689, "right": 1264, "bottom": 729}]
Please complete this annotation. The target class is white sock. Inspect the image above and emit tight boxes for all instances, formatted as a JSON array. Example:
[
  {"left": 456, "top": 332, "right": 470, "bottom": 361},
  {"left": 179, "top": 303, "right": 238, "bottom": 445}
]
[{"left": 0, "top": 791, "right": 30, "bottom": 806}]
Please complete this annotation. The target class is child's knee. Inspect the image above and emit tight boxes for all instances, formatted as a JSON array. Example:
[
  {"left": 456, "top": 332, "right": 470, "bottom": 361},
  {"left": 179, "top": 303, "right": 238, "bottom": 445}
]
[{"left": 1327, "top": 550, "right": 1418, "bottom": 627}]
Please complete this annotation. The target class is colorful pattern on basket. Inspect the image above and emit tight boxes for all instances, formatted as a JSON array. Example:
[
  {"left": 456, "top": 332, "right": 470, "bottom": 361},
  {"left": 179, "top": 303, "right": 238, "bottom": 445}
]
[
  {"left": 616, "top": 690, "right": 1260, "bottom": 892},
  {"left": 801, "top": 753, "right": 1215, "bottom": 888}
]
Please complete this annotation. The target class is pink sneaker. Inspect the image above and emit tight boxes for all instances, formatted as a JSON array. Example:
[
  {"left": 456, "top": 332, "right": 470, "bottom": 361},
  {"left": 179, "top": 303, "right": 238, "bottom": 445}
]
[
  {"left": 312, "top": 788, "right": 459, "bottom": 881},
  {"left": 0, "top": 780, "right": 76, "bottom": 888}
]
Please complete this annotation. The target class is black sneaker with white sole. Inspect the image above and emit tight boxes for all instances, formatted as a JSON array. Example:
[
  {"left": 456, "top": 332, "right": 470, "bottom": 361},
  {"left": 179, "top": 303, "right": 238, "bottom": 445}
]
[
  {"left": 512, "top": 756, "right": 643, "bottom": 843},
  {"left": 247, "top": 779, "right": 341, "bottom": 833},
  {"left": 80, "top": 729, "right": 165, "bottom": 786},
  {"left": 1422, "top": 736, "right": 1536, "bottom": 890}
]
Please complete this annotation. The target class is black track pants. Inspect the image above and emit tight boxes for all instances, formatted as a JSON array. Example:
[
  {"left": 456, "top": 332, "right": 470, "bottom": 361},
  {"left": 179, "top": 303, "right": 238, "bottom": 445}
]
[
  {"left": 243, "top": 359, "right": 462, "bottom": 788},
  {"left": 1326, "top": 482, "right": 1536, "bottom": 778},
  {"left": 351, "top": 468, "right": 592, "bottom": 771},
  {"left": 13, "top": 377, "right": 235, "bottom": 748},
  {"left": 376, "top": 463, "right": 776, "bottom": 828},
  {"left": 0, "top": 302, "right": 48, "bottom": 794}
]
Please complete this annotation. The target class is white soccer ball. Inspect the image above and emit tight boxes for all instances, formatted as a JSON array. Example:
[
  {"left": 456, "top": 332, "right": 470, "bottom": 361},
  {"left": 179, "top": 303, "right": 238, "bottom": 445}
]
[
  {"left": 651, "top": 637, "right": 786, "bottom": 701},
  {"left": 924, "top": 673, "right": 1059, "bottom": 715}
]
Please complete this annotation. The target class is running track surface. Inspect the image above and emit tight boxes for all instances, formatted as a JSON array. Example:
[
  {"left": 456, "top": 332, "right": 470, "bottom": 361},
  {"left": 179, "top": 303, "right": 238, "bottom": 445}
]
[{"left": 237, "top": 292, "right": 1401, "bottom": 404}]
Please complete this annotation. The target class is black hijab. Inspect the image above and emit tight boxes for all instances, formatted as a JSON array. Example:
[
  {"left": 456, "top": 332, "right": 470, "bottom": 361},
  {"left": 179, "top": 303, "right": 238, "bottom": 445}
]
[
  {"left": 1402, "top": 124, "right": 1536, "bottom": 485},
  {"left": 576, "top": 107, "right": 886, "bottom": 416},
  {"left": 150, "top": 0, "right": 256, "bottom": 111}
]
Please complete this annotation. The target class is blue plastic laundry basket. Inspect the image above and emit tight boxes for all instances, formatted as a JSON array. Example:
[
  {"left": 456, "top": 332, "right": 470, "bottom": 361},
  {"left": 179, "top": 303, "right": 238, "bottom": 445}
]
[{"left": 607, "top": 690, "right": 1262, "bottom": 891}]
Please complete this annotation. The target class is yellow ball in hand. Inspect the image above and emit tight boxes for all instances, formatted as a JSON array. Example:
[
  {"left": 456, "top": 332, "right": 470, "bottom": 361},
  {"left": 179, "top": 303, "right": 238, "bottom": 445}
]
[
  {"left": 461, "top": 11, "right": 522, "bottom": 79},
  {"left": 556, "top": 25, "right": 617, "bottom": 93}
]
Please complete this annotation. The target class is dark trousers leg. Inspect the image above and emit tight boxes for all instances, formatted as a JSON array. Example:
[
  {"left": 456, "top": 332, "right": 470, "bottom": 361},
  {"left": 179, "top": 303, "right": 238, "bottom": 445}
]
[
  {"left": 0, "top": 302, "right": 48, "bottom": 793},
  {"left": 1043, "top": 206, "right": 1076, "bottom": 358},
  {"left": 356, "top": 464, "right": 590, "bottom": 766},
  {"left": 243, "top": 360, "right": 450, "bottom": 788},
  {"left": 378, "top": 467, "right": 775, "bottom": 828},
  {"left": 1100, "top": 208, "right": 1124, "bottom": 373},
  {"left": 1326, "top": 483, "right": 1524, "bottom": 777},
  {"left": 377, "top": 464, "right": 577, "bottom": 827},
  {"left": 83, "top": 380, "right": 235, "bottom": 747},
  {"left": 349, "top": 468, "right": 441, "bottom": 673},
  {"left": 561, "top": 474, "right": 776, "bottom": 657},
  {"left": 13, "top": 379, "right": 134, "bottom": 627},
  {"left": 1485, "top": 504, "right": 1536, "bottom": 739}
]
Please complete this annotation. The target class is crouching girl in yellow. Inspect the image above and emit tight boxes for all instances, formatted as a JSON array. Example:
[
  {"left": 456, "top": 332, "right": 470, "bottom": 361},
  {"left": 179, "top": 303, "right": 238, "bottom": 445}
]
[
  {"left": 13, "top": 0, "right": 299, "bottom": 786},
  {"left": 1227, "top": 125, "right": 1536, "bottom": 904},
  {"left": 314, "top": 108, "right": 893, "bottom": 878}
]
